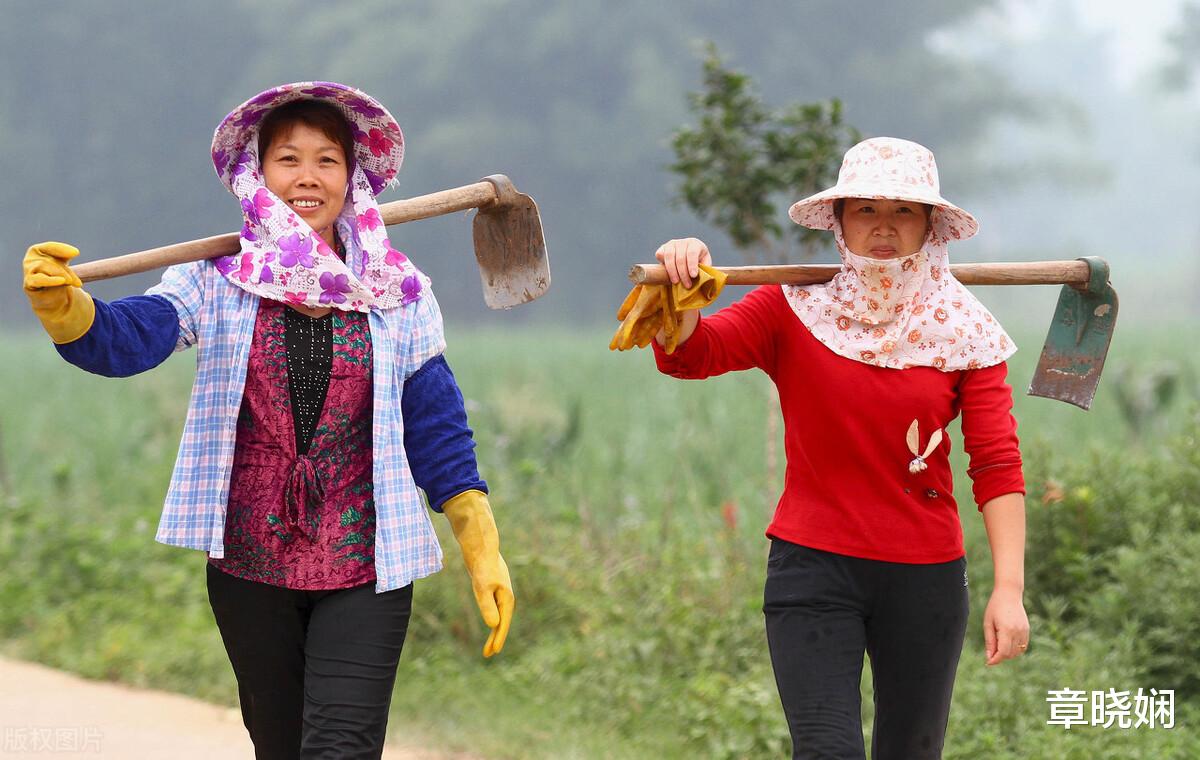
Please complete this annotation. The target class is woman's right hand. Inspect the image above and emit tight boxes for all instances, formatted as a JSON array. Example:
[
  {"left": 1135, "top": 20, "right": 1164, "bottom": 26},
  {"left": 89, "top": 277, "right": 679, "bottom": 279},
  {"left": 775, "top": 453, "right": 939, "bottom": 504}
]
[
  {"left": 23, "top": 242, "right": 96, "bottom": 344},
  {"left": 652, "top": 238, "right": 714, "bottom": 348},
  {"left": 655, "top": 237, "right": 712, "bottom": 290}
]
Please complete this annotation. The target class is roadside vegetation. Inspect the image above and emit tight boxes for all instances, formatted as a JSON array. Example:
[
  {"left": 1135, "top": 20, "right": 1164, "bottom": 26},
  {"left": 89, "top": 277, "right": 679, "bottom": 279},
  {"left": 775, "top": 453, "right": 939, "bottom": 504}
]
[{"left": 1, "top": 324, "right": 1196, "bottom": 758}]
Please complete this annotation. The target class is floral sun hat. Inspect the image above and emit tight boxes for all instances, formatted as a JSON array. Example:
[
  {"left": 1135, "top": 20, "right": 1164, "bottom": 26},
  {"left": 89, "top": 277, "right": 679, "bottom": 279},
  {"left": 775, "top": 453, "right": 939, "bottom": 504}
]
[
  {"left": 212, "top": 81, "right": 404, "bottom": 196},
  {"left": 208, "top": 81, "right": 425, "bottom": 311},
  {"left": 780, "top": 137, "right": 1014, "bottom": 371},
  {"left": 787, "top": 137, "right": 978, "bottom": 244}
]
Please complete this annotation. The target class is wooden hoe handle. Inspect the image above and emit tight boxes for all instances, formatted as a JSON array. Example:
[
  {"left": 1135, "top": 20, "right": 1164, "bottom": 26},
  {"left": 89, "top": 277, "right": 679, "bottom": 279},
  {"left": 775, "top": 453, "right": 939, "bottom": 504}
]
[
  {"left": 71, "top": 180, "right": 505, "bottom": 283},
  {"left": 629, "top": 260, "right": 1093, "bottom": 288}
]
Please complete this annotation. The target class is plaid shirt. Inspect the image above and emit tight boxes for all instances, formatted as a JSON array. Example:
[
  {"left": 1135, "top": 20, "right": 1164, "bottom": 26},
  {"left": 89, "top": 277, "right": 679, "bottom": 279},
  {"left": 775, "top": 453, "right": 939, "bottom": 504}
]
[{"left": 147, "top": 262, "right": 446, "bottom": 591}]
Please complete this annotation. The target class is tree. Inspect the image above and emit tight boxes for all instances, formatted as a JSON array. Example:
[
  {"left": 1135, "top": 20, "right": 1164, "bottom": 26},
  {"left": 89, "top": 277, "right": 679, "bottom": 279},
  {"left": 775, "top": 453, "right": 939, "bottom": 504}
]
[
  {"left": 670, "top": 44, "right": 859, "bottom": 264},
  {"left": 1161, "top": 2, "right": 1200, "bottom": 90},
  {"left": 2, "top": 0, "right": 1044, "bottom": 326},
  {"left": 667, "top": 45, "right": 861, "bottom": 506}
]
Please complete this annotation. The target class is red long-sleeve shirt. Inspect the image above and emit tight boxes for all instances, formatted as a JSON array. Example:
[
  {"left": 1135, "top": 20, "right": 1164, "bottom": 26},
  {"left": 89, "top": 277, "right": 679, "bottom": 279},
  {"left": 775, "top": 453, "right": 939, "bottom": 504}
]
[{"left": 653, "top": 285, "right": 1024, "bottom": 564}]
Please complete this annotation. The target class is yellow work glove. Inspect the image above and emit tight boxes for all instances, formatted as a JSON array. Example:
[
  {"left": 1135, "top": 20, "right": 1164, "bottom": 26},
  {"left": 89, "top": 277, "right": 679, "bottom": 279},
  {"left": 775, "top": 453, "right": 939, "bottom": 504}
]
[
  {"left": 609, "top": 263, "right": 726, "bottom": 354},
  {"left": 608, "top": 283, "right": 666, "bottom": 351},
  {"left": 443, "top": 490, "right": 514, "bottom": 657},
  {"left": 23, "top": 242, "right": 96, "bottom": 344}
]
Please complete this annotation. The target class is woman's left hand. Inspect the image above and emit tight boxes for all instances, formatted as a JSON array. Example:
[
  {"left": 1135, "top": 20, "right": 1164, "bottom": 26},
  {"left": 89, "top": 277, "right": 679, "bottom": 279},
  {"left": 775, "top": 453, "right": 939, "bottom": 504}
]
[
  {"left": 983, "top": 586, "right": 1029, "bottom": 666},
  {"left": 443, "top": 490, "right": 515, "bottom": 657}
]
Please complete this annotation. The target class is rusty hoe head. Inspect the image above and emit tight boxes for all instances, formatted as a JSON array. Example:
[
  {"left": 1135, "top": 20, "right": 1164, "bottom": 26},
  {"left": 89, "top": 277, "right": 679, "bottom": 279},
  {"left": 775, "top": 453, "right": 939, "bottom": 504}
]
[
  {"left": 472, "top": 174, "right": 551, "bottom": 310},
  {"left": 1028, "top": 256, "right": 1118, "bottom": 410}
]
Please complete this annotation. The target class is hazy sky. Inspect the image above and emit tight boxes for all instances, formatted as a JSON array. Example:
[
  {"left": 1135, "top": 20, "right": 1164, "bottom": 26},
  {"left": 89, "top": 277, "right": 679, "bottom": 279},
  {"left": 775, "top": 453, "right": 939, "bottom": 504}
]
[
  {"left": 922, "top": 0, "right": 1198, "bottom": 324},
  {"left": 1019, "top": 0, "right": 1186, "bottom": 85},
  {"left": 3, "top": 1, "right": 1194, "bottom": 328}
]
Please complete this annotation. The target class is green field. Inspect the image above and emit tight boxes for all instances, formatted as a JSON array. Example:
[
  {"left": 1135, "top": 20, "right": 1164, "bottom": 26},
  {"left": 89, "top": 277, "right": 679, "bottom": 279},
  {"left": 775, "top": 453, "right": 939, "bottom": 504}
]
[{"left": 1, "top": 321, "right": 1197, "bottom": 758}]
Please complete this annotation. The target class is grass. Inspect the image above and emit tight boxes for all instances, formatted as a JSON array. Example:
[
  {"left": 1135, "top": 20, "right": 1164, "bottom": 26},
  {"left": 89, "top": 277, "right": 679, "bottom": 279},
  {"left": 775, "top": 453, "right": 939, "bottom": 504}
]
[{"left": 1, "top": 316, "right": 1198, "bottom": 758}]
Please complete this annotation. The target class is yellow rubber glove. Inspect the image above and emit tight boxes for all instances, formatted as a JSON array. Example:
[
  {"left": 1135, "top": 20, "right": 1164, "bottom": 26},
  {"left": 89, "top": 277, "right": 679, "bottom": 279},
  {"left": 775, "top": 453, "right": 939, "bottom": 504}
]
[
  {"left": 23, "top": 242, "right": 96, "bottom": 344},
  {"left": 608, "top": 283, "right": 664, "bottom": 351},
  {"left": 443, "top": 490, "right": 514, "bottom": 657},
  {"left": 609, "top": 263, "right": 726, "bottom": 354}
]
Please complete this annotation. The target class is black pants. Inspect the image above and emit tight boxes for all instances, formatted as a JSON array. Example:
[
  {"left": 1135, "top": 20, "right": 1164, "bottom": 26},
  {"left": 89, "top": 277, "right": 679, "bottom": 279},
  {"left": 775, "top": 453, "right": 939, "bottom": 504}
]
[
  {"left": 763, "top": 540, "right": 969, "bottom": 760},
  {"left": 206, "top": 564, "right": 414, "bottom": 760}
]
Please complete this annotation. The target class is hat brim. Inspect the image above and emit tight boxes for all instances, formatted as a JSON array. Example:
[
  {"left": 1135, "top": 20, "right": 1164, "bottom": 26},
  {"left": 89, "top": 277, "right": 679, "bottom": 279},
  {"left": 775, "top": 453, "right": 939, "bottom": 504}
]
[
  {"left": 788, "top": 184, "right": 978, "bottom": 241},
  {"left": 211, "top": 81, "right": 404, "bottom": 197}
]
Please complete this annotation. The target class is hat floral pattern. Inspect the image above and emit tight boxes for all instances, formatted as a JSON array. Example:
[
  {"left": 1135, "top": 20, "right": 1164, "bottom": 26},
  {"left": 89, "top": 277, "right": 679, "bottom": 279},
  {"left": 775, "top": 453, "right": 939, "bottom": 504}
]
[
  {"left": 210, "top": 82, "right": 425, "bottom": 312},
  {"left": 782, "top": 138, "right": 1014, "bottom": 371},
  {"left": 788, "top": 137, "right": 978, "bottom": 244},
  {"left": 212, "top": 81, "right": 403, "bottom": 196}
]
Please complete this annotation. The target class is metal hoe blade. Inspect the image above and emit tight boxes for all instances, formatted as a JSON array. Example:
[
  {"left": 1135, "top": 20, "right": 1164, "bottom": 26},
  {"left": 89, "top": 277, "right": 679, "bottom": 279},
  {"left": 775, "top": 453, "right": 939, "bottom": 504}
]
[
  {"left": 1028, "top": 256, "right": 1118, "bottom": 410},
  {"left": 472, "top": 175, "right": 551, "bottom": 309}
]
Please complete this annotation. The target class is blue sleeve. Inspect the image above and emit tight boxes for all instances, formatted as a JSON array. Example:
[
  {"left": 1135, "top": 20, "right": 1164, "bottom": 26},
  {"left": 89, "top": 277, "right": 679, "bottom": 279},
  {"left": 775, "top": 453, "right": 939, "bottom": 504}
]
[
  {"left": 55, "top": 295, "right": 181, "bottom": 378},
  {"left": 402, "top": 354, "right": 487, "bottom": 511}
]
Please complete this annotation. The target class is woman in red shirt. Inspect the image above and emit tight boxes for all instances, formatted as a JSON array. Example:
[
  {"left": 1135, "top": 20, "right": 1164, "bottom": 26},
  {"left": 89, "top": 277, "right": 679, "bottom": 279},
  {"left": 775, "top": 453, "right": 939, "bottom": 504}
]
[{"left": 651, "top": 137, "right": 1028, "bottom": 760}]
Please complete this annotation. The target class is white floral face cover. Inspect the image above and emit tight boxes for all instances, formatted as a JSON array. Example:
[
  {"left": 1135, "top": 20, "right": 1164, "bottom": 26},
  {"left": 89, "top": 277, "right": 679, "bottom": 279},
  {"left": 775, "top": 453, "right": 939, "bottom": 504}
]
[
  {"left": 782, "top": 222, "right": 1015, "bottom": 371},
  {"left": 213, "top": 135, "right": 426, "bottom": 312}
]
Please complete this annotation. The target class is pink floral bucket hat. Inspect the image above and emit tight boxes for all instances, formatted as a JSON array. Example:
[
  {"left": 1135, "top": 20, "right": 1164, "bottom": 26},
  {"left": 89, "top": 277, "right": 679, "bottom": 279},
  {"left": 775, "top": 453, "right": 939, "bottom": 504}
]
[
  {"left": 211, "top": 81, "right": 404, "bottom": 197},
  {"left": 779, "top": 136, "right": 1013, "bottom": 372},
  {"left": 206, "top": 82, "right": 426, "bottom": 312},
  {"left": 787, "top": 137, "right": 978, "bottom": 243}
]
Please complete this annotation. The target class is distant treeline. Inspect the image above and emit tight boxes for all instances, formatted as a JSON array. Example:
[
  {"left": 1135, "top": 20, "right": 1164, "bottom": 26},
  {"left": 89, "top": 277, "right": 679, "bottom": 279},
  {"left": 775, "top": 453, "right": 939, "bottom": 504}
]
[{"left": 2, "top": 0, "right": 1037, "bottom": 325}]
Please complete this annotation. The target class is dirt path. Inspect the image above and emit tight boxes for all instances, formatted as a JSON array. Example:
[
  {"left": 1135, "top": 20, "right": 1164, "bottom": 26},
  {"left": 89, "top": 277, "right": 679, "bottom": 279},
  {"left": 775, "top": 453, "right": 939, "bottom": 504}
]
[{"left": 0, "top": 657, "right": 469, "bottom": 759}]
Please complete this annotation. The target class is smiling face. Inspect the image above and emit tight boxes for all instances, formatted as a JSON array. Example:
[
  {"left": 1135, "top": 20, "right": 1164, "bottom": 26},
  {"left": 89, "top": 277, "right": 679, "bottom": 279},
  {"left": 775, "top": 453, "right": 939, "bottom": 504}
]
[
  {"left": 838, "top": 198, "right": 932, "bottom": 260},
  {"left": 261, "top": 122, "right": 350, "bottom": 249}
]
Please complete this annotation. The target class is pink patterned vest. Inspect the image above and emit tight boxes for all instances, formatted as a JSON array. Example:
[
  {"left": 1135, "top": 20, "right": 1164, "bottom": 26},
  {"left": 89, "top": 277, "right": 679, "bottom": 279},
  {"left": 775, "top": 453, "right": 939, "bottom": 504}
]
[{"left": 209, "top": 299, "right": 377, "bottom": 589}]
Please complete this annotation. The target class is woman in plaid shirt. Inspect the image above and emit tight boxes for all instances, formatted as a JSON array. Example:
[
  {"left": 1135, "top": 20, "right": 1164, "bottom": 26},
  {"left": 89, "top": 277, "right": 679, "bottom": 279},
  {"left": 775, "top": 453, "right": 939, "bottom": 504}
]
[{"left": 21, "top": 81, "right": 514, "bottom": 759}]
